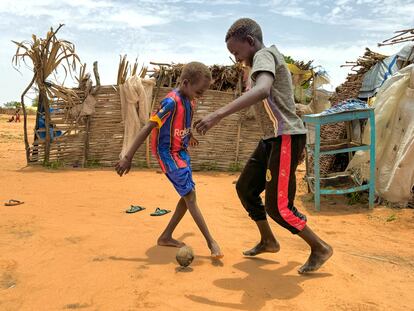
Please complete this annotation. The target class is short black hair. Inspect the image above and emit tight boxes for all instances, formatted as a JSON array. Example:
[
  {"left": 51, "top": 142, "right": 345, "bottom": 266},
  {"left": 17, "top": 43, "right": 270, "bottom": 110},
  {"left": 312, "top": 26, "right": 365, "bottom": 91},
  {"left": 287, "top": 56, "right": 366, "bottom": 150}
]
[
  {"left": 180, "top": 61, "right": 212, "bottom": 84},
  {"left": 225, "top": 18, "right": 263, "bottom": 43}
]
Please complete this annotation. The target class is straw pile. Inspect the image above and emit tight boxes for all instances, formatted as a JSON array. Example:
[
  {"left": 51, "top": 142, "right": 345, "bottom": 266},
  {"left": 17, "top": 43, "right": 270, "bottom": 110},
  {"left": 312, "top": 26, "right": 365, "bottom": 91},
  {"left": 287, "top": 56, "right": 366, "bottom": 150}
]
[
  {"left": 330, "top": 48, "right": 387, "bottom": 105},
  {"left": 149, "top": 62, "right": 244, "bottom": 92}
]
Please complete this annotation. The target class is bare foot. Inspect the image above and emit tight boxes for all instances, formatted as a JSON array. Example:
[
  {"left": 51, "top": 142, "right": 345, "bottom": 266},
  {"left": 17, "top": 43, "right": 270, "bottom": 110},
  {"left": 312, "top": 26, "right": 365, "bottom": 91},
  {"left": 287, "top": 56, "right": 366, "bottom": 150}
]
[
  {"left": 243, "top": 239, "right": 280, "bottom": 256},
  {"left": 209, "top": 240, "right": 224, "bottom": 259},
  {"left": 157, "top": 237, "right": 185, "bottom": 248},
  {"left": 298, "top": 243, "right": 333, "bottom": 274}
]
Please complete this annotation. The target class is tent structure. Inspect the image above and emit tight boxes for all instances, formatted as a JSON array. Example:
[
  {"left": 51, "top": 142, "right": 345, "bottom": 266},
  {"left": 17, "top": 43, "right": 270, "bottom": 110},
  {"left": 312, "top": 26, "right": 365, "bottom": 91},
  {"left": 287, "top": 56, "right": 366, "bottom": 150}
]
[
  {"left": 347, "top": 65, "right": 414, "bottom": 206},
  {"left": 345, "top": 29, "right": 414, "bottom": 207}
]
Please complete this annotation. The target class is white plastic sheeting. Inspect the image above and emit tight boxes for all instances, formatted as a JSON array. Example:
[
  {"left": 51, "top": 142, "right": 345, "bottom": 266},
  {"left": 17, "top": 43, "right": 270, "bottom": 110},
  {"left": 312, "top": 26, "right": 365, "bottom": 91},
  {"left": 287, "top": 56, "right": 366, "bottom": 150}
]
[
  {"left": 347, "top": 65, "right": 414, "bottom": 204},
  {"left": 119, "top": 76, "right": 155, "bottom": 159}
]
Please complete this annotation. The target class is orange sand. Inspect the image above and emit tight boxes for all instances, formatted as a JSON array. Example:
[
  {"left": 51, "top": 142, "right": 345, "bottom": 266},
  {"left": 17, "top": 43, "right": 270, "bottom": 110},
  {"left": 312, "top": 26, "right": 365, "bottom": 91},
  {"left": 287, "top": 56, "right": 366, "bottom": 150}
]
[{"left": 0, "top": 114, "right": 413, "bottom": 311}]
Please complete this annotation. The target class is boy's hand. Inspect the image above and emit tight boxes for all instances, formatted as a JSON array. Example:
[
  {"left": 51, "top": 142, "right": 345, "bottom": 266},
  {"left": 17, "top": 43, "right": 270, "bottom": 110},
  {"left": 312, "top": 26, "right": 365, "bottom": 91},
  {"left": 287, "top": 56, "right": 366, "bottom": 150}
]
[
  {"left": 194, "top": 112, "right": 220, "bottom": 135},
  {"left": 115, "top": 156, "right": 132, "bottom": 176},
  {"left": 189, "top": 135, "right": 199, "bottom": 147}
]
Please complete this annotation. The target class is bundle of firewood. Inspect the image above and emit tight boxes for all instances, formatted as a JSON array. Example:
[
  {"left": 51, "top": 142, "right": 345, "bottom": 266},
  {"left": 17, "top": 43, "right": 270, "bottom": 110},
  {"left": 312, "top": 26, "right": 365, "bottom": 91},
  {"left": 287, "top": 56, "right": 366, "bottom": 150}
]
[
  {"left": 149, "top": 62, "right": 243, "bottom": 92},
  {"left": 330, "top": 48, "right": 387, "bottom": 105},
  {"left": 379, "top": 28, "right": 414, "bottom": 46}
]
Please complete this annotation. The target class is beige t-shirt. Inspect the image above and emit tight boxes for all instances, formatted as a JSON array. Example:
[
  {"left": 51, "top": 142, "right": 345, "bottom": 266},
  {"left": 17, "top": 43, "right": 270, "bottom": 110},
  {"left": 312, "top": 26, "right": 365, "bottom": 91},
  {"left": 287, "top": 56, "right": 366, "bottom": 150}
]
[{"left": 250, "top": 45, "right": 307, "bottom": 139}]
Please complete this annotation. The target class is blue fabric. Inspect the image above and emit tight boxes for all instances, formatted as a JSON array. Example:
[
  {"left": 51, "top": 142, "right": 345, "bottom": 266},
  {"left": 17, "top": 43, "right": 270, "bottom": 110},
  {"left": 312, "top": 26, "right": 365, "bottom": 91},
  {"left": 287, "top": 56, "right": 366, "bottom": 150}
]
[
  {"left": 166, "top": 166, "right": 195, "bottom": 197},
  {"left": 359, "top": 55, "right": 399, "bottom": 98},
  {"left": 381, "top": 55, "right": 398, "bottom": 87},
  {"left": 38, "top": 128, "right": 62, "bottom": 140},
  {"left": 36, "top": 107, "right": 62, "bottom": 141},
  {"left": 319, "top": 99, "right": 369, "bottom": 116}
]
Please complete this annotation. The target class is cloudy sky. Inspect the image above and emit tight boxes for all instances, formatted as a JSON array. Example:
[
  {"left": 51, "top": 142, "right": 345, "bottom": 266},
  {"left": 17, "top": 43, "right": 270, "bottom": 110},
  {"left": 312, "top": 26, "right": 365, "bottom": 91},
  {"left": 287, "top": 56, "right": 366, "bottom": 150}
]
[{"left": 1, "top": 0, "right": 413, "bottom": 104}]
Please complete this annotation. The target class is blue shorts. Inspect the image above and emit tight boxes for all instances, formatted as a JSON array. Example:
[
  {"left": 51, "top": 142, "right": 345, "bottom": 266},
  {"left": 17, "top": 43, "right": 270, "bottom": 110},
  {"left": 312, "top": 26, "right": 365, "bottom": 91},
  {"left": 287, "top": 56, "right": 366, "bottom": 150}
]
[{"left": 166, "top": 167, "right": 195, "bottom": 197}]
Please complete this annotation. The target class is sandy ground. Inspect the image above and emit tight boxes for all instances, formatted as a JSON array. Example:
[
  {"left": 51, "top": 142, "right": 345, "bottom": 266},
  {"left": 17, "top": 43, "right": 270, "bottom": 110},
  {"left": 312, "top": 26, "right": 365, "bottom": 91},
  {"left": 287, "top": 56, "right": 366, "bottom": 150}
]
[{"left": 0, "top": 114, "right": 413, "bottom": 311}]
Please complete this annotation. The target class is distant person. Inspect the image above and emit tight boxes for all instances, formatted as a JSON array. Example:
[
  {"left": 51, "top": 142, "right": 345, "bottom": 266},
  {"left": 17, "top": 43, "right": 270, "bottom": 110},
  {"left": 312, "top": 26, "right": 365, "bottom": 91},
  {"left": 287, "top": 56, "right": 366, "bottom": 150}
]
[
  {"left": 7, "top": 108, "right": 20, "bottom": 122},
  {"left": 15, "top": 109, "right": 21, "bottom": 122}
]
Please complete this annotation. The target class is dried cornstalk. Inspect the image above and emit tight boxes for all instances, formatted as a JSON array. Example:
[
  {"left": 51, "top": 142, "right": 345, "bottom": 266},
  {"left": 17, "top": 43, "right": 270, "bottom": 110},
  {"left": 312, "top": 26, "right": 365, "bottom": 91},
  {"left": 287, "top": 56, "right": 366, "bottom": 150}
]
[{"left": 12, "top": 24, "right": 81, "bottom": 164}]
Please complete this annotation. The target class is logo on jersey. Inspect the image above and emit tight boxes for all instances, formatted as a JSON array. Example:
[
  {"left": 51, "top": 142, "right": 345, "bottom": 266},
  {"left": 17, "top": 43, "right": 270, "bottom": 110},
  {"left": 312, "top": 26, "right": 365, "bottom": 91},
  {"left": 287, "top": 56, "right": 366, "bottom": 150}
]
[{"left": 174, "top": 128, "right": 191, "bottom": 138}]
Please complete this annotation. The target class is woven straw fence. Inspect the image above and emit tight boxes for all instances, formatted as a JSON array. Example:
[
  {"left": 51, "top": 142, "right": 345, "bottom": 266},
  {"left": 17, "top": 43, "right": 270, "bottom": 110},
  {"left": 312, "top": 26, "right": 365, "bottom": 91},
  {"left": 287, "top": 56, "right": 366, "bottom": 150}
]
[{"left": 30, "top": 86, "right": 263, "bottom": 171}]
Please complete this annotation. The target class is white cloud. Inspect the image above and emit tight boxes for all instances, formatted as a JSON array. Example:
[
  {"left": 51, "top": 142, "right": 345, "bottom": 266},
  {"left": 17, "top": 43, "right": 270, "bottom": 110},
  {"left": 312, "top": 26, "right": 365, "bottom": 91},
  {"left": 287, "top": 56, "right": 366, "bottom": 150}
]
[
  {"left": 109, "top": 11, "right": 169, "bottom": 28},
  {"left": 0, "top": 1, "right": 176, "bottom": 32},
  {"left": 265, "top": 0, "right": 414, "bottom": 33},
  {"left": 1, "top": 0, "right": 413, "bottom": 104}
]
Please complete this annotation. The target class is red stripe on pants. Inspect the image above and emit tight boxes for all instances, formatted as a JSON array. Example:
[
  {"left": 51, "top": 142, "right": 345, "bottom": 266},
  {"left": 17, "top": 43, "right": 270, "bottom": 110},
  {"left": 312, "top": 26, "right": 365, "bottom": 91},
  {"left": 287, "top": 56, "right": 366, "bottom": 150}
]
[{"left": 277, "top": 135, "right": 306, "bottom": 231}]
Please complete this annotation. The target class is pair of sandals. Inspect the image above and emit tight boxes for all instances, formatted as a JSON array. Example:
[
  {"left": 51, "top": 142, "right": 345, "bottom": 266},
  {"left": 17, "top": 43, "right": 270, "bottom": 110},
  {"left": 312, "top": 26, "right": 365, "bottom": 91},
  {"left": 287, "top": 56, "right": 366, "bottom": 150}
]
[
  {"left": 4, "top": 199, "right": 24, "bottom": 206},
  {"left": 125, "top": 205, "right": 171, "bottom": 216}
]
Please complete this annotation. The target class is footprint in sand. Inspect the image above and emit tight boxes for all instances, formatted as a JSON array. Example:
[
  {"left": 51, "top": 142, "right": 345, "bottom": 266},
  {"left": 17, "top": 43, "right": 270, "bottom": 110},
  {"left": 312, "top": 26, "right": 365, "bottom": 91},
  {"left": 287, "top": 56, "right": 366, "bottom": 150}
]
[
  {"left": 329, "top": 301, "right": 380, "bottom": 311},
  {"left": 2, "top": 221, "right": 35, "bottom": 239},
  {"left": 0, "top": 259, "right": 18, "bottom": 290},
  {"left": 65, "top": 236, "right": 87, "bottom": 244}
]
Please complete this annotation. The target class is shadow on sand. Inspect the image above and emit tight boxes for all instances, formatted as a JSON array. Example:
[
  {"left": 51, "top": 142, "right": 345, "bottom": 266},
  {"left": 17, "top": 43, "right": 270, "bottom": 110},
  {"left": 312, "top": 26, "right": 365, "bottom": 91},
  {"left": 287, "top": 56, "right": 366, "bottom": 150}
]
[{"left": 186, "top": 257, "right": 331, "bottom": 310}]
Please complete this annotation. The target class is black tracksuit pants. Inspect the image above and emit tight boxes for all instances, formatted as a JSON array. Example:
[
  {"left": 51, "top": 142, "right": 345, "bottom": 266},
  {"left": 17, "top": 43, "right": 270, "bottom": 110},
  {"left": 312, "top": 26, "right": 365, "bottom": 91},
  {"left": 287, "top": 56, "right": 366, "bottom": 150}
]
[{"left": 236, "top": 134, "right": 307, "bottom": 234}]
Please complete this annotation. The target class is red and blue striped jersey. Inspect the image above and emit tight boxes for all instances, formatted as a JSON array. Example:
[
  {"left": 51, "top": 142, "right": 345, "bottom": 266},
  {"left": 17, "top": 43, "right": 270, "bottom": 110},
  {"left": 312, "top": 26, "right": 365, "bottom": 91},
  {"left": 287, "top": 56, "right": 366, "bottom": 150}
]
[{"left": 150, "top": 89, "right": 195, "bottom": 173}]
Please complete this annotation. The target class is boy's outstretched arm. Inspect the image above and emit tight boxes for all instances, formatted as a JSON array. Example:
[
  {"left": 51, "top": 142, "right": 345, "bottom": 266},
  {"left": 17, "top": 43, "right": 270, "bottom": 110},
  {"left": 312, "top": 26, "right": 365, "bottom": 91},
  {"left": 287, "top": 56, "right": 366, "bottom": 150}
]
[
  {"left": 194, "top": 72, "right": 274, "bottom": 135},
  {"left": 115, "top": 121, "right": 157, "bottom": 176}
]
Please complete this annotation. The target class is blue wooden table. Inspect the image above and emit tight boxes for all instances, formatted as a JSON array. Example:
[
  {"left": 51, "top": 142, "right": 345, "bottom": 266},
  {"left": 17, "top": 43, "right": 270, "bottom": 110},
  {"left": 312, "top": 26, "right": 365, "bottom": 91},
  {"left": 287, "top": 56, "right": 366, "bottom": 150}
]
[{"left": 303, "top": 108, "right": 375, "bottom": 211}]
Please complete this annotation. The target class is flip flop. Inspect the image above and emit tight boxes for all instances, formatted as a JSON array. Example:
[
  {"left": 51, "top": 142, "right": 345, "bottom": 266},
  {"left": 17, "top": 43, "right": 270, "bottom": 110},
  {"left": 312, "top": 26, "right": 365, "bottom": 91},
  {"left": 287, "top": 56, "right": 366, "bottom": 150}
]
[
  {"left": 4, "top": 199, "right": 24, "bottom": 206},
  {"left": 125, "top": 205, "right": 145, "bottom": 213},
  {"left": 150, "top": 207, "right": 171, "bottom": 216}
]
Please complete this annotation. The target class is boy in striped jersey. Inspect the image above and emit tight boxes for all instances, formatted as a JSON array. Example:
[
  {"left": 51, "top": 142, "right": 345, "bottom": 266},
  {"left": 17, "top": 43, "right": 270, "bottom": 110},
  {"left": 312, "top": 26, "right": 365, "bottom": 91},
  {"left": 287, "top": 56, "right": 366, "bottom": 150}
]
[
  {"left": 116, "top": 62, "right": 223, "bottom": 259},
  {"left": 195, "top": 18, "right": 332, "bottom": 273}
]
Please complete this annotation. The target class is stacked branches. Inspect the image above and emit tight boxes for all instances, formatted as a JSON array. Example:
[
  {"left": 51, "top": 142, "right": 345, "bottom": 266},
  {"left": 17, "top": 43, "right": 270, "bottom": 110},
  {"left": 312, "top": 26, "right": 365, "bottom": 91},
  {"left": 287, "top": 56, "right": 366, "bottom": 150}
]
[
  {"left": 379, "top": 28, "right": 414, "bottom": 46},
  {"left": 117, "top": 55, "right": 147, "bottom": 85},
  {"left": 149, "top": 62, "right": 244, "bottom": 92},
  {"left": 331, "top": 48, "right": 387, "bottom": 105}
]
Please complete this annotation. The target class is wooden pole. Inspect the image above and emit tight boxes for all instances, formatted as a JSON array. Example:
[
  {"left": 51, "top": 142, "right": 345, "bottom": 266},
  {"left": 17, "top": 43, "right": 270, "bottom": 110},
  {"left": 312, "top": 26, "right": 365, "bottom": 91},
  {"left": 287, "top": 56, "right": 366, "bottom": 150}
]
[
  {"left": 93, "top": 61, "right": 101, "bottom": 88},
  {"left": 40, "top": 24, "right": 64, "bottom": 165},
  {"left": 20, "top": 75, "right": 36, "bottom": 164},
  {"left": 83, "top": 117, "right": 91, "bottom": 167},
  {"left": 40, "top": 88, "right": 51, "bottom": 165}
]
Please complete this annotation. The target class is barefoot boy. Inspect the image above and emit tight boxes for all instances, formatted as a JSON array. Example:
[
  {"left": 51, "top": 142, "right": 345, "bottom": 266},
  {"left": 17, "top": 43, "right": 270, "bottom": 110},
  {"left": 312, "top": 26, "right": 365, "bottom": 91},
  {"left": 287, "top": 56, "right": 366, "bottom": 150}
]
[
  {"left": 116, "top": 62, "right": 223, "bottom": 259},
  {"left": 194, "top": 18, "right": 331, "bottom": 273}
]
